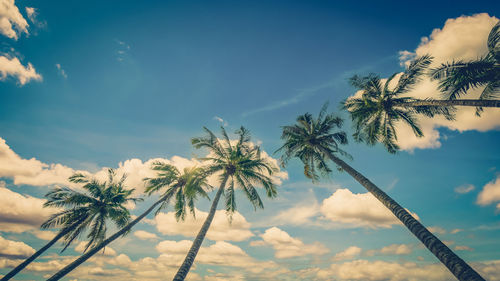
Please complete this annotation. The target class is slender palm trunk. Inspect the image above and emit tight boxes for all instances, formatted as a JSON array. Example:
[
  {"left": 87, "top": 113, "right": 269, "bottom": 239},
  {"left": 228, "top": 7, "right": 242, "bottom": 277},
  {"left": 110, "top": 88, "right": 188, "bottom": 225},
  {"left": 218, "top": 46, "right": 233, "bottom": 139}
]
[
  {"left": 173, "top": 175, "right": 228, "bottom": 281},
  {"left": 402, "top": 99, "right": 500, "bottom": 108},
  {"left": 0, "top": 228, "right": 72, "bottom": 281},
  {"left": 329, "top": 154, "right": 485, "bottom": 281},
  {"left": 47, "top": 198, "right": 164, "bottom": 281}
]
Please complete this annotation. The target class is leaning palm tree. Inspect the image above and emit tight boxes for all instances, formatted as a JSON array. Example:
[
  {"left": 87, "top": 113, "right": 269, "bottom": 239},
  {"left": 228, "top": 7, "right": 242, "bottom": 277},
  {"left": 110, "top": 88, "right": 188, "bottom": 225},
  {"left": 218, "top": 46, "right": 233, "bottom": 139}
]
[
  {"left": 276, "top": 106, "right": 485, "bottom": 281},
  {"left": 1, "top": 169, "right": 139, "bottom": 281},
  {"left": 430, "top": 20, "right": 500, "bottom": 114},
  {"left": 46, "top": 164, "right": 210, "bottom": 281},
  {"left": 344, "top": 54, "right": 499, "bottom": 153},
  {"left": 172, "top": 126, "right": 278, "bottom": 281}
]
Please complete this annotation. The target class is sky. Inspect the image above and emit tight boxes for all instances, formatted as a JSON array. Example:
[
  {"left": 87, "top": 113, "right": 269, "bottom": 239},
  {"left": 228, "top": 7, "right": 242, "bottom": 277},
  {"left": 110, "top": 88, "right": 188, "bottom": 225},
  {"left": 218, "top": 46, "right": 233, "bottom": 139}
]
[{"left": 0, "top": 0, "right": 500, "bottom": 280}]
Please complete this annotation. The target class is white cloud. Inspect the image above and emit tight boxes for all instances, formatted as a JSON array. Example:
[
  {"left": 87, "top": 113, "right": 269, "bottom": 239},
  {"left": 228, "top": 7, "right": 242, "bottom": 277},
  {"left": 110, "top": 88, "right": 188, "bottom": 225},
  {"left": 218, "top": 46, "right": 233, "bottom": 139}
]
[
  {"left": 477, "top": 175, "right": 500, "bottom": 210},
  {"left": 455, "top": 184, "right": 475, "bottom": 194},
  {"left": 450, "top": 228, "right": 463, "bottom": 234},
  {"left": 346, "top": 14, "right": 500, "bottom": 152},
  {"left": 0, "top": 55, "right": 42, "bottom": 85},
  {"left": 320, "top": 189, "right": 419, "bottom": 229},
  {"left": 0, "top": 182, "right": 59, "bottom": 232},
  {"left": 378, "top": 244, "right": 412, "bottom": 255},
  {"left": 56, "top": 63, "right": 67, "bottom": 79},
  {"left": 0, "top": 235, "right": 35, "bottom": 258},
  {"left": 250, "top": 227, "right": 329, "bottom": 259},
  {"left": 133, "top": 230, "right": 159, "bottom": 240},
  {"left": 0, "top": 137, "right": 286, "bottom": 193},
  {"left": 332, "top": 246, "right": 362, "bottom": 261},
  {"left": 0, "top": 0, "right": 28, "bottom": 40},
  {"left": 316, "top": 260, "right": 453, "bottom": 281},
  {"left": 455, "top": 245, "right": 474, "bottom": 251},
  {"left": 270, "top": 199, "right": 320, "bottom": 226},
  {"left": 155, "top": 208, "right": 253, "bottom": 242},
  {"left": 213, "top": 116, "right": 228, "bottom": 127},
  {"left": 30, "top": 230, "right": 56, "bottom": 241},
  {"left": 428, "top": 226, "right": 447, "bottom": 235},
  {"left": 156, "top": 240, "right": 276, "bottom": 272},
  {"left": 394, "top": 13, "right": 500, "bottom": 151}
]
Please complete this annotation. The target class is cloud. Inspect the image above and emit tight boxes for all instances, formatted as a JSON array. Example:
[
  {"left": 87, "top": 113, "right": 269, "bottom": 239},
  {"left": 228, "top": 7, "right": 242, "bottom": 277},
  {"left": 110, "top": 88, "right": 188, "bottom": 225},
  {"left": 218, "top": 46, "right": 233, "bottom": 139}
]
[
  {"left": 394, "top": 13, "right": 500, "bottom": 151},
  {"left": 455, "top": 184, "right": 475, "bottom": 194},
  {"left": 155, "top": 208, "right": 253, "bottom": 241},
  {"left": 250, "top": 227, "right": 329, "bottom": 259},
  {"left": 319, "top": 189, "right": 419, "bottom": 229},
  {"left": 213, "top": 116, "right": 228, "bottom": 127},
  {"left": 0, "top": 137, "right": 286, "bottom": 194},
  {"left": 0, "top": 235, "right": 35, "bottom": 258},
  {"left": 455, "top": 245, "right": 474, "bottom": 251},
  {"left": 450, "top": 228, "right": 463, "bottom": 234},
  {"left": 332, "top": 246, "right": 362, "bottom": 261},
  {"left": 477, "top": 175, "right": 500, "bottom": 210},
  {"left": 369, "top": 244, "right": 412, "bottom": 256},
  {"left": 156, "top": 240, "right": 276, "bottom": 272},
  {"left": 428, "top": 226, "right": 447, "bottom": 235},
  {"left": 0, "top": 0, "right": 29, "bottom": 40},
  {"left": 74, "top": 242, "right": 116, "bottom": 257},
  {"left": 133, "top": 230, "right": 159, "bottom": 240},
  {"left": 55, "top": 63, "right": 67, "bottom": 79},
  {"left": 0, "top": 55, "right": 42, "bottom": 85},
  {"left": 316, "top": 260, "right": 453, "bottom": 281},
  {"left": 0, "top": 182, "right": 59, "bottom": 232},
  {"left": 346, "top": 14, "right": 500, "bottom": 152},
  {"left": 270, "top": 198, "right": 320, "bottom": 226},
  {"left": 116, "top": 40, "right": 130, "bottom": 62},
  {"left": 25, "top": 7, "right": 46, "bottom": 29}
]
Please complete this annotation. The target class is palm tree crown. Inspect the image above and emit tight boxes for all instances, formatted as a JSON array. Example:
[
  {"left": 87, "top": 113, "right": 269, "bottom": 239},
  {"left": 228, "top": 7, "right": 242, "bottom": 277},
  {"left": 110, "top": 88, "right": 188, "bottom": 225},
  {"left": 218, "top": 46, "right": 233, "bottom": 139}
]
[
  {"left": 343, "top": 55, "right": 454, "bottom": 153},
  {"left": 43, "top": 168, "right": 140, "bottom": 252},
  {"left": 276, "top": 103, "right": 349, "bottom": 181},
  {"left": 192, "top": 126, "right": 278, "bottom": 213},
  {"left": 144, "top": 162, "right": 210, "bottom": 220},
  {"left": 430, "top": 20, "right": 500, "bottom": 101}
]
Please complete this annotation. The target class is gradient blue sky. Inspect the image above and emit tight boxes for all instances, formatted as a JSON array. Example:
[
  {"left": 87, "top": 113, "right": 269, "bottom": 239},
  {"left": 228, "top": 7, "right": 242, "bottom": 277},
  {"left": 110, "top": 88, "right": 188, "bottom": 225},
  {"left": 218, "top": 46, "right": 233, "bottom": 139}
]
[{"left": 1, "top": 1, "right": 499, "bottom": 280}]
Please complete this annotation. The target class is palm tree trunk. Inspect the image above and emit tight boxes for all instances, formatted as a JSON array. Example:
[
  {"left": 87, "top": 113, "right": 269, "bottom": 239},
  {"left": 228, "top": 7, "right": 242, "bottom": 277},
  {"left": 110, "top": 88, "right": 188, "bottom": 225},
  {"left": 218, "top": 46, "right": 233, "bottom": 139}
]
[
  {"left": 403, "top": 99, "right": 500, "bottom": 108},
  {"left": 46, "top": 198, "right": 164, "bottom": 281},
  {"left": 328, "top": 154, "right": 485, "bottom": 281},
  {"left": 172, "top": 175, "right": 228, "bottom": 281},
  {"left": 0, "top": 228, "right": 71, "bottom": 281}
]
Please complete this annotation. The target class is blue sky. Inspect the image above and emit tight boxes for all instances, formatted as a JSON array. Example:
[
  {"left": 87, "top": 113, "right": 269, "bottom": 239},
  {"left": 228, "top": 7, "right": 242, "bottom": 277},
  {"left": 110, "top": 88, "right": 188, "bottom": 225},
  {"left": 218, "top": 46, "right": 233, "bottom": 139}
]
[{"left": 0, "top": 0, "right": 499, "bottom": 280}]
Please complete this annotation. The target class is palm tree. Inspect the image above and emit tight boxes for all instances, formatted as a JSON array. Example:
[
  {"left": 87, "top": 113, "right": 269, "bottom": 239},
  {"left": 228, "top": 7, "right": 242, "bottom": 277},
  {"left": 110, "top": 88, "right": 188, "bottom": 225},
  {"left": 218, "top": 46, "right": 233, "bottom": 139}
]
[
  {"left": 344, "top": 54, "right": 499, "bottom": 153},
  {"left": 172, "top": 126, "right": 278, "bottom": 281},
  {"left": 430, "top": 20, "right": 500, "bottom": 114},
  {"left": 1, "top": 169, "right": 139, "bottom": 281},
  {"left": 276, "top": 106, "right": 485, "bottom": 281},
  {"left": 46, "top": 163, "right": 210, "bottom": 281}
]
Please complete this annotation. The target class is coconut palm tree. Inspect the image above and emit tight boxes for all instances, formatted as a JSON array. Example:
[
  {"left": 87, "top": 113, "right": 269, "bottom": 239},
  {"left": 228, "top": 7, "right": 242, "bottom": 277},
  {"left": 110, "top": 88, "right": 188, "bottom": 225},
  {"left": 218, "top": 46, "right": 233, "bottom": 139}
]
[
  {"left": 1, "top": 169, "right": 139, "bottom": 281},
  {"left": 430, "top": 20, "right": 500, "bottom": 113},
  {"left": 46, "top": 163, "right": 210, "bottom": 281},
  {"left": 344, "top": 54, "right": 499, "bottom": 153},
  {"left": 276, "top": 105, "right": 485, "bottom": 281},
  {"left": 172, "top": 126, "right": 278, "bottom": 281}
]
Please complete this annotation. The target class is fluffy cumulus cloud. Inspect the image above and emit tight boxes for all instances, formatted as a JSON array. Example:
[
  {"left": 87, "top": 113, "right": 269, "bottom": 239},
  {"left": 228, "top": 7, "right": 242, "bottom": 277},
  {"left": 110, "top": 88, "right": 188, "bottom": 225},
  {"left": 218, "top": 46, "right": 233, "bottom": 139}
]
[
  {"left": 0, "top": 0, "right": 29, "bottom": 39},
  {"left": 0, "top": 182, "right": 59, "bottom": 232},
  {"left": 455, "top": 184, "right": 476, "bottom": 194},
  {"left": 0, "top": 137, "right": 286, "bottom": 193},
  {"left": 348, "top": 14, "right": 500, "bottom": 152},
  {"left": 365, "top": 244, "right": 412, "bottom": 256},
  {"left": 250, "top": 227, "right": 329, "bottom": 258},
  {"left": 133, "top": 230, "right": 159, "bottom": 240},
  {"left": 0, "top": 235, "right": 35, "bottom": 258},
  {"left": 0, "top": 55, "right": 42, "bottom": 85},
  {"left": 74, "top": 241, "right": 117, "bottom": 256},
  {"left": 155, "top": 209, "right": 253, "bottom": 241},
  {"left": 332, "top": 246, "right": 362, "bottom": 261},
  {"left": 316, "top": 260, "right": 453, "bottom": 281},
  {"left": 320, "top": 189, "right": 419, "bottom": 228},
  {"left": 477, "top": 175, "right": 500, "bottom": 211}
]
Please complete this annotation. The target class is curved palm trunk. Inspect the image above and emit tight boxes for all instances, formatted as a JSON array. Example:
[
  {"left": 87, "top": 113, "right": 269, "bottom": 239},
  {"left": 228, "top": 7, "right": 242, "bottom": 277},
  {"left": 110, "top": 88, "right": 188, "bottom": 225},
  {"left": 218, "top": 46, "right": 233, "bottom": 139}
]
[
  {"left": 0, "top": 228, "right": 72, "bottom": 281},
  {"left": 403, "top": 99, "right": 500, "bottom": 108},
  {"left": 46, "top": 198, "right": 164, "bottom": 281},
  {"left": 173, "top": 176, "right": 228, "bottom": 281},
  {"left": 329, "top": 154, "right": 485, "bottom": 281}
]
